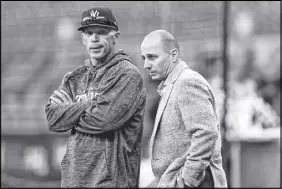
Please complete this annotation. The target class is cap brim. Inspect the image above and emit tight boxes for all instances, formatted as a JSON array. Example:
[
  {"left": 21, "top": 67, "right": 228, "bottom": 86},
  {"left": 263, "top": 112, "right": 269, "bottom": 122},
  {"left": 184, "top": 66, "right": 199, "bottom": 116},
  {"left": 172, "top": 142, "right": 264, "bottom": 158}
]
[{"left": 77, "top": 24, "right": 118, "bottom": 31}]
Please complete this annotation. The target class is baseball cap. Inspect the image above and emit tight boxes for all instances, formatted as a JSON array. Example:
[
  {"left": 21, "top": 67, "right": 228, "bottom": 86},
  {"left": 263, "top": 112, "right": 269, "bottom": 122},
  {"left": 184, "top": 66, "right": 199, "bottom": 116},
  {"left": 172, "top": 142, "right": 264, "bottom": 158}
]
[{"left": 77, "top": 7, "right": 118, "bottom": 31}]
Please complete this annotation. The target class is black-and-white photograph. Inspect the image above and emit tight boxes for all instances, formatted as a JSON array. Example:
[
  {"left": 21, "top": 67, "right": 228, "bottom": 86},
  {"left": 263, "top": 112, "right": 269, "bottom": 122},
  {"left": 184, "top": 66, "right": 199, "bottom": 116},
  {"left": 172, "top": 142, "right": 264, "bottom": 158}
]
[{"left": 1, "top": 1, "right": 280, "bottom": 188}]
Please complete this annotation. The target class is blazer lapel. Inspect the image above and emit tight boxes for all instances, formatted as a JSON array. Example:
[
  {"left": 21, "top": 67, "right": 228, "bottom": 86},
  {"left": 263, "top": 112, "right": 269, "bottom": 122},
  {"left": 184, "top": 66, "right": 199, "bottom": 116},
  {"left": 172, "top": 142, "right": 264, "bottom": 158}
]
[
  {"left": 149, "top": 61, "right": 189, "bottom": 159},
  {"left": 154, "top": 84, "right": 174, "bottom": 133},
  {"left": 149, "top": 84, "right": 174, "bottom": 158}
]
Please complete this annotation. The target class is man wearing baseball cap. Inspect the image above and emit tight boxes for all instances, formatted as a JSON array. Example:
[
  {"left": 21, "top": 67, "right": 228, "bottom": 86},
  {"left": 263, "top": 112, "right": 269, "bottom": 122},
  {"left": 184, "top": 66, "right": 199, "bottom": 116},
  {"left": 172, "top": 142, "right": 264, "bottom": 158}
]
[{"left": 44, "top": 6, "right": 146, "bottom": 187}]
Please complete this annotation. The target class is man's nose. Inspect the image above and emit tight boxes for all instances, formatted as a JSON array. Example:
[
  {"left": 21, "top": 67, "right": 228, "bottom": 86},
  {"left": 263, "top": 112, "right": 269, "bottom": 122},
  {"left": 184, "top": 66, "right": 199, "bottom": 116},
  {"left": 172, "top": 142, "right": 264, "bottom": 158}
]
[
  {"left": 143, "top": 59, "right": 151, "bottom": 69},
  {"left": 91, "top": 33, "right": 99, "bottom": 42}
]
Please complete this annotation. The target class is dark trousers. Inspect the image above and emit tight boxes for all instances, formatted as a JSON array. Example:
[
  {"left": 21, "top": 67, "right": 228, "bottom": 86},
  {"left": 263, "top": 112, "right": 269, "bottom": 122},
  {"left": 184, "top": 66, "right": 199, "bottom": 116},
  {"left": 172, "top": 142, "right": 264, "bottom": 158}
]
[
  {"left": 185, "top": 166, "right": 214, "bottom": 188},
  {"left": 198, "top": 166, "right": 214, "bottom": 188}
]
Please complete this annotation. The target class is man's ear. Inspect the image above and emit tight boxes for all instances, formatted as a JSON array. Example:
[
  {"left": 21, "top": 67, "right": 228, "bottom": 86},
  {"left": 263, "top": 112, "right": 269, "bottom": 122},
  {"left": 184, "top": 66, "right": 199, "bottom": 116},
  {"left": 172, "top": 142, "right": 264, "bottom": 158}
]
[
  {"left": 170, "top": 48, "right": 179, "bottom": 63},
  {"left": 81, "top": 33, "right": 86, "bottom": 45},
  {"left": 113, "top": 31, "right": 120, "bottom": 44}
]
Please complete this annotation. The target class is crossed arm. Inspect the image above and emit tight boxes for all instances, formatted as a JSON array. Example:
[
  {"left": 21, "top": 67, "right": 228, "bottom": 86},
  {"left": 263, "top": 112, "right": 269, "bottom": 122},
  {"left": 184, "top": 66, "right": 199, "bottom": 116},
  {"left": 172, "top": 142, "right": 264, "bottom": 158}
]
[
  {"left": 76, "top": 71, "right": 145, "bottom": 135},
  {"left": 44, "top": 88, "right": 91, "bottom": 132},
  {"left": 44, "top": 70, "right": 145, "bottom": 134}
]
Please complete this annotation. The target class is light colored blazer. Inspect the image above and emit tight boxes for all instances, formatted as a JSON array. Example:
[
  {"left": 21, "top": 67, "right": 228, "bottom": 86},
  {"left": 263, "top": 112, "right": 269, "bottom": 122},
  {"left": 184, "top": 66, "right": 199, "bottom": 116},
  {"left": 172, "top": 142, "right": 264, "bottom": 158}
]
[{"left": 148, "top": 61, "right": 227, "bottom": 188}]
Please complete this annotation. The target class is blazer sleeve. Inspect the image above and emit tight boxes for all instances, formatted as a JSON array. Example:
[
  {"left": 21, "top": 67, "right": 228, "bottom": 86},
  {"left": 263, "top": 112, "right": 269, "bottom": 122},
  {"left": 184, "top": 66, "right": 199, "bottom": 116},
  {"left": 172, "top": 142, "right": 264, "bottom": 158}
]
[
  {"left": 178, "top": 78, "right": 219, "bottom": 187},
  {"left": 75, "top": 68, "right": 146, "bottom": 135}
]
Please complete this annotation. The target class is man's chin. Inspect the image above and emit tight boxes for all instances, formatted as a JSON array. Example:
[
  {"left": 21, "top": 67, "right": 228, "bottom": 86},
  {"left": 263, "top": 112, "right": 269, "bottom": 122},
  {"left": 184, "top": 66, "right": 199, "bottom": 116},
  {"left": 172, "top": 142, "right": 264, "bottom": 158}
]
[
  {"left": 90, "top": 54, "right": 104, "bottom": 60},
  {"left": 150, "top": 76, "right": 161, "bottom": 80}
]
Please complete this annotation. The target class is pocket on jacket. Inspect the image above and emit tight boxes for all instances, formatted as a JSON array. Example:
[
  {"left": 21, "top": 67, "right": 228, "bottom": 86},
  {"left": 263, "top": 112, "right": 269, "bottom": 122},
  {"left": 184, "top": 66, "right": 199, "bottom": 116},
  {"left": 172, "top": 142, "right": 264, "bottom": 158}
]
[
  {"left": 84, "top": 149, "right": 112, "bottom": 183},
  {"left": 61, "top": 148, "right": 112, "bottom": 185}
]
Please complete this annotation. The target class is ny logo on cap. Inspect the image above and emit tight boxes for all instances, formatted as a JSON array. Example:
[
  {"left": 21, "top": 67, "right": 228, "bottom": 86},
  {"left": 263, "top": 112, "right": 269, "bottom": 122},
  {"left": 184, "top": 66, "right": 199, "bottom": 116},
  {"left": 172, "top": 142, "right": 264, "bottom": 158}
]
[{"left": 90, "top": 10, "right": 99, "bottom": 18}]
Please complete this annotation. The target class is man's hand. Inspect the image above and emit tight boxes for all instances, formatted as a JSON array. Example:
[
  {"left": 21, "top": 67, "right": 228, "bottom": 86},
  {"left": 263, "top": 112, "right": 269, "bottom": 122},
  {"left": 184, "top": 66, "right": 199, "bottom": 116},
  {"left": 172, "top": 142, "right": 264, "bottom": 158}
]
[{"left": 50, "top": 89, "right": 74, "bottom": 105}]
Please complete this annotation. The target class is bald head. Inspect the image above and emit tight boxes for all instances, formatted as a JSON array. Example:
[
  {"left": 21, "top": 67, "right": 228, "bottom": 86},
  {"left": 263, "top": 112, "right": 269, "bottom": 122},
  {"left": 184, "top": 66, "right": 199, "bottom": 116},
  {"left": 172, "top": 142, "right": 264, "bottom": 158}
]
[
  {"left": 141, "top": 30, "right": 180, "bottom": 54},
  {"left": 141, "top": 30, "right": 181, "bottom": 81}
]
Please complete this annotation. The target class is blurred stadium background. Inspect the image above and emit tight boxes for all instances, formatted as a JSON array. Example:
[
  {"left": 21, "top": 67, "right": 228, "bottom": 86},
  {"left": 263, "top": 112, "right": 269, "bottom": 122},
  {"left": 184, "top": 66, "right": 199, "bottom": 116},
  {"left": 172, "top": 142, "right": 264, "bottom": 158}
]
[{"left": 1, "top": 1, "right": 280, "bottom": 187}]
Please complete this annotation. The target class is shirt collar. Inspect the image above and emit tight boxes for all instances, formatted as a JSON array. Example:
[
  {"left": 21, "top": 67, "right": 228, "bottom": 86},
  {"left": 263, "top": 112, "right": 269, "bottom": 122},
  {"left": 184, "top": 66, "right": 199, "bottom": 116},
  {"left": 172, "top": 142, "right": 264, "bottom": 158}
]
[
  {"left": 158, "top": 60, "right": 189, "bottom": 88},
  {"left": 157, "top": 61, "right": 189, "bottom": 96}
]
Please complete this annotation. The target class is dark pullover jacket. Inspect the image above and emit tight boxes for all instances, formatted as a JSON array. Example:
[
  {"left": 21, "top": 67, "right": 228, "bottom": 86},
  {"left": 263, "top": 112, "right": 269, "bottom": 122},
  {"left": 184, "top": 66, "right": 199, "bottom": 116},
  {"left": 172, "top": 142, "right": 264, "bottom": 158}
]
[{"left": 44, "top": 50, "right": 146, "bottom": 188}]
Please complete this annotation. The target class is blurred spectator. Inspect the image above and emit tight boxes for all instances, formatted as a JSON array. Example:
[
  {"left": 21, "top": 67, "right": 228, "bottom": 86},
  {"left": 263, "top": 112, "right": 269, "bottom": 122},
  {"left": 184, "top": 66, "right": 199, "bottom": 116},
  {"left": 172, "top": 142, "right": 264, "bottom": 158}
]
[
  {"left": 210, "top": 77, "right": 280, "bottom": 132},
  {"left": 204, "top": 51, "right": 280, "bottom": 136},
  {"left": 256, "top": 47, "right": 280, "bottom": 116}
]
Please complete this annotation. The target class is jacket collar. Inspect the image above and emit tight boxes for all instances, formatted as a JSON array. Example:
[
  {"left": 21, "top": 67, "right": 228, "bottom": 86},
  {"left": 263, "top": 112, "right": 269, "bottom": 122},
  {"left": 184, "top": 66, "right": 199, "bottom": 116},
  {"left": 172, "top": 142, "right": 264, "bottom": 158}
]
[
  {"left": 84, "top": 49, "right": 132, "bottom": 73},
  {"left": 158, "top": 60, "right": 189, "bottom": 91}
]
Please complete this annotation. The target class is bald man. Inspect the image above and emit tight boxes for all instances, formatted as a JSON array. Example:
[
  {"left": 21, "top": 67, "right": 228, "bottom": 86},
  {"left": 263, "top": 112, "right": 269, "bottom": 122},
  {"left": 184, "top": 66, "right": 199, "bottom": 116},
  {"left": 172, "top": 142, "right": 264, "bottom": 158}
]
[{"left": 141, "top": 30, "right": 227, "bottom": 188}]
